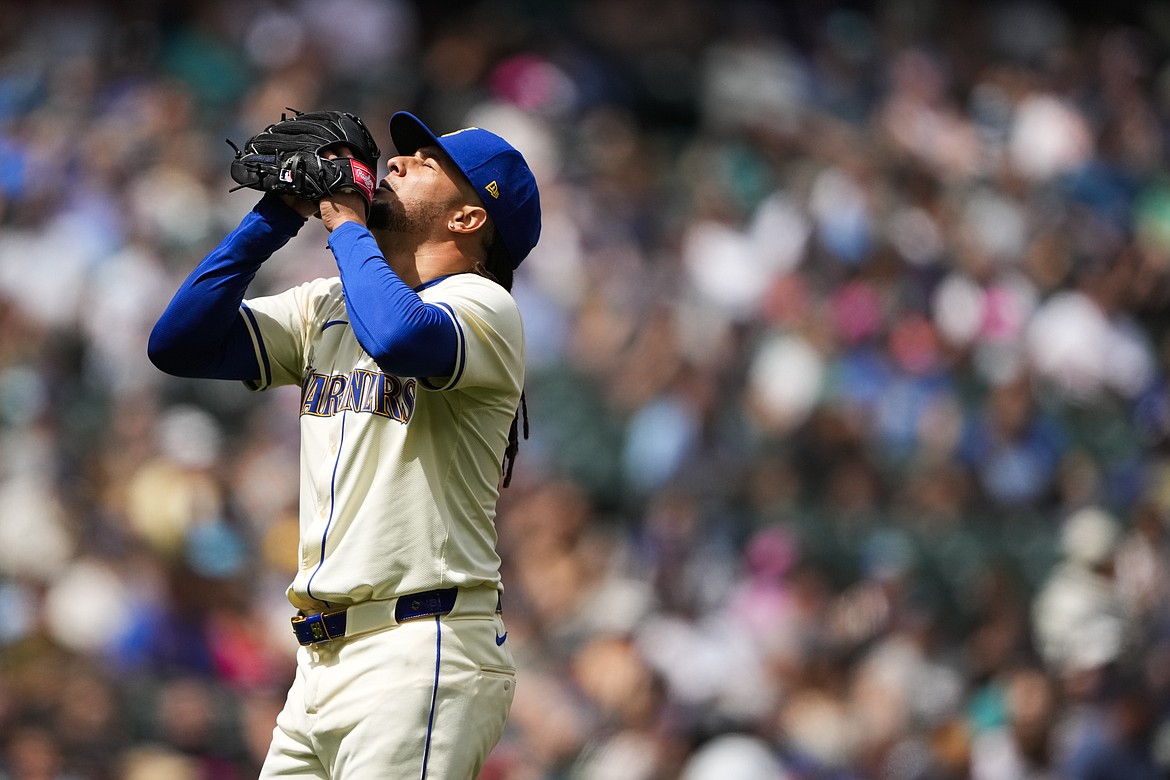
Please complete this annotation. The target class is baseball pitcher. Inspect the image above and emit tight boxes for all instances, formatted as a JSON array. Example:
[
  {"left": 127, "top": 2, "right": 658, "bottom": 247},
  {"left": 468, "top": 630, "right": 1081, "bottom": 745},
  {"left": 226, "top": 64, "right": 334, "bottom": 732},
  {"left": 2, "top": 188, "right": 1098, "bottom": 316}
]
[{"left": 148, "top": 108, "right": 541, "bottom": 779}]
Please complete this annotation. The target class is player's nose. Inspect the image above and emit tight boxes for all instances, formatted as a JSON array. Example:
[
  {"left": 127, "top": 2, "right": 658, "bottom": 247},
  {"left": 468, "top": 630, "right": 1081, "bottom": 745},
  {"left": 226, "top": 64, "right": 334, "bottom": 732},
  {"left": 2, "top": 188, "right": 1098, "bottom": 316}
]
[{"left": 386, "top": 155, "right": 411, "bottom": 176}]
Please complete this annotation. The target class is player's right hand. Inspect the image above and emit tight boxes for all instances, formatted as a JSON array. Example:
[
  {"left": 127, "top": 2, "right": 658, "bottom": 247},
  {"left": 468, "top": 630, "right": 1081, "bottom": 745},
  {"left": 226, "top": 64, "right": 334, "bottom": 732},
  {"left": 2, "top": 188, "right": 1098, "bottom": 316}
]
[
  {"left": 319, "top": 149, "right": 368, "bottom": 232},
  {"left": 279, "top": 193, "right": 320, "bottom": 219}
]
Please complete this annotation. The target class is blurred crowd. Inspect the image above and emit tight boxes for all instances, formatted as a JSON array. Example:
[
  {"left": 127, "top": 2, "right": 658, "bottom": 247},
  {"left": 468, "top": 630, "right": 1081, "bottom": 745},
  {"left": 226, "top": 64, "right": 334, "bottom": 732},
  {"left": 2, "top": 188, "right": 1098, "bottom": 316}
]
[{"left": 1, "top": 0, "right": 1170, "bottom": 777}]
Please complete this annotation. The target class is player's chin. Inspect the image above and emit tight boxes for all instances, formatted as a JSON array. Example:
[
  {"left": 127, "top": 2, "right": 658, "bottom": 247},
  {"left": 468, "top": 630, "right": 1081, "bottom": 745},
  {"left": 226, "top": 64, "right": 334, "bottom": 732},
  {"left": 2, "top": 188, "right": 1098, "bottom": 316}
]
[{"left": 366, "top": 200, "right": 391, "bottom": 230}]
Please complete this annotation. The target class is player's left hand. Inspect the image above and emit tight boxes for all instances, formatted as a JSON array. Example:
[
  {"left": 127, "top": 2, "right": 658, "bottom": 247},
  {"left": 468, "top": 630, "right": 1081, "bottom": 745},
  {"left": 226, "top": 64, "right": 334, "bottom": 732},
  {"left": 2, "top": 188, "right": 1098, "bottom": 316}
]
[{"left": 228, "top": 109, "right": 381, "bottom": 216}]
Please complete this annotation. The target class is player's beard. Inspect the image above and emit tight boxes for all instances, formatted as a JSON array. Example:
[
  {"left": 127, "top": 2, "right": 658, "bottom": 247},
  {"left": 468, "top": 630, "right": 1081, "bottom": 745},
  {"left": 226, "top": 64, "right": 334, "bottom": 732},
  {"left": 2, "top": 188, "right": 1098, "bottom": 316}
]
[{"left": 368, "top": 194, "right": 450, "bottom": 235}]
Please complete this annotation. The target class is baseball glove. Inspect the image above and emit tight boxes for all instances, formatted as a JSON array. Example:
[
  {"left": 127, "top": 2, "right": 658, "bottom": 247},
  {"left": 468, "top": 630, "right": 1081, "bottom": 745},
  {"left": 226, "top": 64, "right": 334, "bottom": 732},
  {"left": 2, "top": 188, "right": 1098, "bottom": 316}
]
[{"left": 228, "top": 109, "right": 381, "bottom": 212}]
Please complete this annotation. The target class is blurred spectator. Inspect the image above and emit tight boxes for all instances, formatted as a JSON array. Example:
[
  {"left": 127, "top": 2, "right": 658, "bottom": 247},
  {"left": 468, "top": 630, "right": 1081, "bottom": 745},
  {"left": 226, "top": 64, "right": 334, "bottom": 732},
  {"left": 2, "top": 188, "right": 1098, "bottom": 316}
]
[
  {"left": 680, "top": 733, "right": 790, "bottom": 780},
  {"left": 969, "top": 665, "right": 1061, "bottom": 780},
  {"left": 1031, "top": 506, "right": 1133, "bottom": 677},
  {"left": 1061, "top": 676, "right": 1165, "bottom": 780}
]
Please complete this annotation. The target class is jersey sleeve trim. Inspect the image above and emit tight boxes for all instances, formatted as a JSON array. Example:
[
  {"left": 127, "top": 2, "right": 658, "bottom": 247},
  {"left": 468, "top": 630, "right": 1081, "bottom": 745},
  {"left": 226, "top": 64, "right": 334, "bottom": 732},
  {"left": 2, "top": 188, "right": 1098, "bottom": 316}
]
[
  {"left": 239, "top": 302, "right": 273, "bottom": 391},
  {"left": 419, "top": 302, "right": 466, "bottom": 391}
]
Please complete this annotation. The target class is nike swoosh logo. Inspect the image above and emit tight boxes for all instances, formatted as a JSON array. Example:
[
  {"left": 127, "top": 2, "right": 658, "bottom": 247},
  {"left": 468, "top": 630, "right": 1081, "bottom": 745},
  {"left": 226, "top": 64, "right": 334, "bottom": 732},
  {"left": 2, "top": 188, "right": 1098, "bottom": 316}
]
[
  {"left": 322, "top": 320, "right": 349, "bottom": 331},
  {"left": 495, "top": 632, "right": 508, "bottom": 646}
]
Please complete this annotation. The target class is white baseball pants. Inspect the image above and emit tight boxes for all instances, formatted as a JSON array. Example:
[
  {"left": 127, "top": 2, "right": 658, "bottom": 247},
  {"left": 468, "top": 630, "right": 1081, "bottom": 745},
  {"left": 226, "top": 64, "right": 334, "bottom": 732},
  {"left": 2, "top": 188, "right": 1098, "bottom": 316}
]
[{"left": 258, "top": 596, "right": 515, "bottom": 779}]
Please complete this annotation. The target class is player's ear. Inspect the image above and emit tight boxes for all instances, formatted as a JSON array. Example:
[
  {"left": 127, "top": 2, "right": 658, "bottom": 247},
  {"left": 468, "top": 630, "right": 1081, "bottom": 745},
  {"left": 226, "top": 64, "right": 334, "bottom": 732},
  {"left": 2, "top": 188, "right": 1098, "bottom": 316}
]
[{"left": 448, "top": 205, "right": 488, "bottom": 234}]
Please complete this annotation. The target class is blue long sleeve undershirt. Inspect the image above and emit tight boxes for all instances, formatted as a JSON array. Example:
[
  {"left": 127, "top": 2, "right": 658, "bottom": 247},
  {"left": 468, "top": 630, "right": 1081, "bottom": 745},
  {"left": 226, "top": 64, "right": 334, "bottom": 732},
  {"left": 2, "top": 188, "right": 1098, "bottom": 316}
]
[
  {"left": 148, "top": 195, "right": 458, "bottom": 382},
  {"left": 327, "top": 221, "right": 457, "bottom": 379},
  {"left": 148, "top": 193, "right": 303, "bottom": 380}
]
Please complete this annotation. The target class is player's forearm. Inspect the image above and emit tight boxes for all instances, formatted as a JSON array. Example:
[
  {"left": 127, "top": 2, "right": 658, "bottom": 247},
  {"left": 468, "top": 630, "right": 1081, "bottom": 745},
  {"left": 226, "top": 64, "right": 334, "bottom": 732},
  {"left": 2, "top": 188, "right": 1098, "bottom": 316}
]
[
  {"left": 148, "top": 194, "right": 306, "bottom": 379},
  {"left": 327, "top": 222, "right": 458, "bottom": 377}
]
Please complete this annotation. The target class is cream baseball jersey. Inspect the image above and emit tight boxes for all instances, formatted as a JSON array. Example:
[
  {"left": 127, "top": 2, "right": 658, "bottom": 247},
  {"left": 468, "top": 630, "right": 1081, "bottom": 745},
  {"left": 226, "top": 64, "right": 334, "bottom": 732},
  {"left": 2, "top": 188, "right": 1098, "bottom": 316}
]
[{"left": 239, "top": 272, "right": 524, "bottom": 612}]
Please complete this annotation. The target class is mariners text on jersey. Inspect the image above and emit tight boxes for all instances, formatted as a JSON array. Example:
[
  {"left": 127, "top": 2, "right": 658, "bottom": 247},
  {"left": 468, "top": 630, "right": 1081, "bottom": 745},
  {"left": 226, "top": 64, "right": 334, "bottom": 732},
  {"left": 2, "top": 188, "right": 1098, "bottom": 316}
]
[{"left": 300, "top": 367, "right": 417, "bottom": 422}]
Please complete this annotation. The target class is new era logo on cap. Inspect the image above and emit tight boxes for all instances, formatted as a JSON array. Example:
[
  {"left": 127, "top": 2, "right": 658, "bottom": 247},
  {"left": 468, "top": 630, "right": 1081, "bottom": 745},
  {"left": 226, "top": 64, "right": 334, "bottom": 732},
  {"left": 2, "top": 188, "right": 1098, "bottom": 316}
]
[{"left": 389, "top": 112, "right": 541, "bottom": 268}]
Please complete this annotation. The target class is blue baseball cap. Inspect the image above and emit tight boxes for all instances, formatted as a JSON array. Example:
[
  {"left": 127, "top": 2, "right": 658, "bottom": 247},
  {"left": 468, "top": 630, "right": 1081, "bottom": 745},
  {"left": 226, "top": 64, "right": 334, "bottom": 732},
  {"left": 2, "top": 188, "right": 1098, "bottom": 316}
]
[{"left": 389, "top": 111, "right": 541, "bottom": 268}]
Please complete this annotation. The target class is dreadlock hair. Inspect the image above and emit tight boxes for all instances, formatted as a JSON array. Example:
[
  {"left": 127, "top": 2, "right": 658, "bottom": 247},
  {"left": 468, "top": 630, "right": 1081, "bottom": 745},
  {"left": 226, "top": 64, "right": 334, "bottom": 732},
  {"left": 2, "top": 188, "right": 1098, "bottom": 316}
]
[
  {"left": 472, "top": 221, "right": 514, "bottom": 292},
  {"left": 471, "top": 221, "right": 527, "bottom": 488}
]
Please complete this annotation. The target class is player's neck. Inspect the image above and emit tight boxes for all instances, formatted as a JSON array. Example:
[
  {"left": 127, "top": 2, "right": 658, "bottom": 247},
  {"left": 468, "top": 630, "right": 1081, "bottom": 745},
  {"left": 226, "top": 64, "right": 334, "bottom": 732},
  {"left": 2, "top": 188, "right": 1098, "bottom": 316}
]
[{"left": 376, "top": 236, "right": 475, "bottom": 288}]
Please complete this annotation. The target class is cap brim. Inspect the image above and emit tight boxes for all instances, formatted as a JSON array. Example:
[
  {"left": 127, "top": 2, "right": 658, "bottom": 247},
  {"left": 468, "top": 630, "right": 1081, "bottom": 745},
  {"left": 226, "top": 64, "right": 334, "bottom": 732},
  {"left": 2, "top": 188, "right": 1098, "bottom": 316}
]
[
  {"left": 390, "top": 111, "right": 481, "bottom": 198},
  {"left": 389, "top": 111, "right": 441, "bottom": 158}
]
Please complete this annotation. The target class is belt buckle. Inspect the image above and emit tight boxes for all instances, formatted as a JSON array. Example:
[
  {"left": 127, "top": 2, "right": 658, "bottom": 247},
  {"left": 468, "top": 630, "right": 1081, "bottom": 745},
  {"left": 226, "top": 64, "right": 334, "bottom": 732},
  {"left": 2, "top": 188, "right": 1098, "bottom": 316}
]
[{"left": 292, "top": 608, "right": 344, "bottom": 645}]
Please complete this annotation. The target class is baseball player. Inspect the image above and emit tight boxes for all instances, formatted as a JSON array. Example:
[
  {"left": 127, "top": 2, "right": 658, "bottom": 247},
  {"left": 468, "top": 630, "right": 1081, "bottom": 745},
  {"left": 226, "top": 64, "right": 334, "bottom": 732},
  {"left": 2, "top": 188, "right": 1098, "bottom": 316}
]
[{"left": 148, "top": 109, "right": 541, "bottom": 779}]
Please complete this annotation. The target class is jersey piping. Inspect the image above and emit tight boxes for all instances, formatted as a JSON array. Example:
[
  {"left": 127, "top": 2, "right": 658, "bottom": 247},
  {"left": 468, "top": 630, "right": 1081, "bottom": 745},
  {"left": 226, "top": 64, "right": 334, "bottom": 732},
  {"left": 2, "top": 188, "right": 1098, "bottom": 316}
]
[
  {"left": 420, "top": 302, "right": 466, "bottom": 391},
  {"left": 240, "top": 303, "right": 272, "bottom": 390},
  {"left": 306, "top": 411, "right": 348, "bottom": 604}
]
